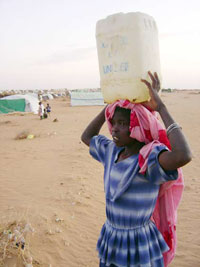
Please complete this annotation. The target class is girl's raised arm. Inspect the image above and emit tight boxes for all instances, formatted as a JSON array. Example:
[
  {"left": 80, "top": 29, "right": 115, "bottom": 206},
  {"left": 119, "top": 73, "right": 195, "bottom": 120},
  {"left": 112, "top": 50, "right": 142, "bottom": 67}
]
[
  {"left": 141, "top": 71, "right": 192, "bottom": 171},
  {"left": 81, "top": 106, "right": 107, "bottom": 146}
]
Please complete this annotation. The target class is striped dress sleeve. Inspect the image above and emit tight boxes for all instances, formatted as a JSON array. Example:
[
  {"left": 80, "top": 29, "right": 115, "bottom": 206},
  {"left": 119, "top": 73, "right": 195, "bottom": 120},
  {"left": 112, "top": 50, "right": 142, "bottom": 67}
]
[
  {"left": 146, "top": 145, "right": 178, "bottom": 184},
  {"left": 89, "top": 135, "right": 111, "bottom": 164}
]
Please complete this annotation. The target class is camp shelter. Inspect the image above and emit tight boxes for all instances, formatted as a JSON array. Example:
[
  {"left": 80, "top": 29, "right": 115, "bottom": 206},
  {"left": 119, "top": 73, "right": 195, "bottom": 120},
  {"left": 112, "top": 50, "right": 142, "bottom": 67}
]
[
  {"left": 42, "top": 93, "right": 54, "bottom": 101},
  {"left": 69, "top": 90, "right": 104, "bottom": 106},
  {"left": 0, "top": 94, "right": 39, "bottom": 114},
  {"left": 27, "top": 92, "right": 39, "bottom": 99},
  {"left": 0, "top": 98, "right": 26, "bottom": 114},
  {"left": 52, "top": 93, "right": 58, "bottom": 98}
]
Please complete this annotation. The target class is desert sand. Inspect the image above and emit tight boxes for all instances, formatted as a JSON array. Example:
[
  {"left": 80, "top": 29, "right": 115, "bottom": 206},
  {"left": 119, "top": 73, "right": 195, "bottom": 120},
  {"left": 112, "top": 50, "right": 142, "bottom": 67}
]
[{"left": 0, "top": 91, "right": 200, "bottom": 267}]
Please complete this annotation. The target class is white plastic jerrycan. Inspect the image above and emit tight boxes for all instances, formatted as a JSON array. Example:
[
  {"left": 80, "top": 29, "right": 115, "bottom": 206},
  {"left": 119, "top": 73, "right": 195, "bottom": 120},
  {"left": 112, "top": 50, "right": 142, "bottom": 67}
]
[{"left": 96, "top": 12, "right": 161, "bottom": 103}]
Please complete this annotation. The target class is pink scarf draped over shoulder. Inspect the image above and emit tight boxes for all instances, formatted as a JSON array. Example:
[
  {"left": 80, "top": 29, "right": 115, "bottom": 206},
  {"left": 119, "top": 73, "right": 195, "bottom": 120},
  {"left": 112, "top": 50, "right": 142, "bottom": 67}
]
[{"left": 105, "top": 100, "right": 184, "bottom": 267}]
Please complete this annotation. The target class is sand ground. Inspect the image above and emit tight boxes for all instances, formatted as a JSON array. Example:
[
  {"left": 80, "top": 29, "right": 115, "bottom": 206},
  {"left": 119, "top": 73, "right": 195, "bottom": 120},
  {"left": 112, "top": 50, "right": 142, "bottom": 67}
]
[{"left": 0, "top": 91, "right": 200, "bottom": 267}]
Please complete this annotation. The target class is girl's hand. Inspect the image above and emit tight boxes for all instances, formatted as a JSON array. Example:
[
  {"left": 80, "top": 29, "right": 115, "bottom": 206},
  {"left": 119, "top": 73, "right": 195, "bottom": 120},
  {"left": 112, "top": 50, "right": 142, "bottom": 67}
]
[{"left": 141, "top": 71, "right": 164, "bottom": 111}]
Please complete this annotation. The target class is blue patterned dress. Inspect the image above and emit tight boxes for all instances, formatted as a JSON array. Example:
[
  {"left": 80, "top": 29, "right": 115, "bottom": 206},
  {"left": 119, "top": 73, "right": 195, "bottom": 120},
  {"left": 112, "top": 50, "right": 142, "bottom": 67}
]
[{"left": 89, "top": 135, "right": 178, "bottom": 267}]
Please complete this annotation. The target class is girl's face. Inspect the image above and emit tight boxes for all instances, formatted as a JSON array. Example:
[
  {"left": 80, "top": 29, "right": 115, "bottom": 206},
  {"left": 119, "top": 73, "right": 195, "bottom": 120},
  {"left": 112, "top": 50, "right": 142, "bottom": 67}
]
[{"left": 111, "top": 110, "right": 134, "bottom": 147}]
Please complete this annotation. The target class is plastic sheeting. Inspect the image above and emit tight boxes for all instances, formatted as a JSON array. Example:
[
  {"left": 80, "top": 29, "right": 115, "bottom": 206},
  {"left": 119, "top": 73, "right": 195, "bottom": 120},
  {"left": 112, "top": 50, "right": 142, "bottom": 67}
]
[
  {"left": 0, "top": 95, "right": 39, "bottom": 114},
  {"left": 0, "top": 99, "right": 26, "bottom": 114}
]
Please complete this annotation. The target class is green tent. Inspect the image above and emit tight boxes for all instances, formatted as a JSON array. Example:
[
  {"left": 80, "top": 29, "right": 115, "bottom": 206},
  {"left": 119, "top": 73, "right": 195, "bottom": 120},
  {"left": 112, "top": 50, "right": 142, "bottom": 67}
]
[{"left": 0, "top": 99, "right": 26, "bottom": 114}]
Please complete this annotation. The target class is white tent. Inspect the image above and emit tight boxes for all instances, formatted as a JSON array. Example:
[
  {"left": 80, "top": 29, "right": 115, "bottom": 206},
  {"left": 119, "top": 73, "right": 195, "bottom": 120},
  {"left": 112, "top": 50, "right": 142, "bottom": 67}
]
[
  {"left": 42, "top": 93, "right": 54, "bottom": 101},
  {"left": 69, "top": 90, "right": 104, "bottom": 106},
  {"left": 1, "top": 94, "right": 39, "bottom": 114},
  {"left": 27, "top": 92, "right": 39, "bottom": 99},
  {"left": 47, "top": 93, "right": 54, "bottom": 100}
]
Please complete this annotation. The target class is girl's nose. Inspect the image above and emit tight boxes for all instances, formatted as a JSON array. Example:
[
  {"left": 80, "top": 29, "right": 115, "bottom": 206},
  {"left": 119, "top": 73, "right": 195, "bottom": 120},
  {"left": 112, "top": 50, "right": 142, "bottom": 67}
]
[{"left": 112, "top": 124, "right": 119, "bottom": 133}]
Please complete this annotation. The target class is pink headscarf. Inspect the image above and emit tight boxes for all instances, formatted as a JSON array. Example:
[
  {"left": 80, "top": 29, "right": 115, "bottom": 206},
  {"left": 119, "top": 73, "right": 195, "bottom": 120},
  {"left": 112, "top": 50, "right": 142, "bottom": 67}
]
[{"left": 105, "top": 99, "right": 184, "bottom": 267}]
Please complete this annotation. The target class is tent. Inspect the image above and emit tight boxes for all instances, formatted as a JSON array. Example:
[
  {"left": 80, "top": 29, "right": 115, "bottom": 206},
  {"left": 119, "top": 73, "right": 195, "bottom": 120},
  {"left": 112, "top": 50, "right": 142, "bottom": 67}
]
[
  {"left": 47, "top": 93, "right": 54, "bottom": 100},
  {"left": 42, "top": 93, "right": 54, "bottom": 101},
  {"left": 27, "top": 92, "right": 39, "bottom": 99},
  {"left": 0, "top": 94, "right": 39, "bottom": 114},
  {"left": 69, "top": 90, "right": 104, "bottom": 106},
  {"left": 0, "top": 99, "right": 26, "bottom": 114}
]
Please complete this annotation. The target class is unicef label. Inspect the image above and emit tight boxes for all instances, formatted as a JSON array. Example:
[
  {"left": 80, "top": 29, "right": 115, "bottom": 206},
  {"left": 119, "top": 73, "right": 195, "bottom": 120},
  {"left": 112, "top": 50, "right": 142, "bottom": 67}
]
[{"left": 103, "top": 62, "right": 129, "bottom": 74}]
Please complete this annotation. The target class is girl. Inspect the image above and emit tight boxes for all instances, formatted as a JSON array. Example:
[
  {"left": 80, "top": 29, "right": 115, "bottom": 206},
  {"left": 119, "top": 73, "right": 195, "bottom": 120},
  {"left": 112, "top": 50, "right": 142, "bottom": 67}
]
[
  {"left": 81, "top": 72, "right": 192, "bottom": 267},
  {"left": 38, "top": 101, "right": 44, "bottom": 120},
  {"left": 46, "top": 103, "right": 51, "bottom": 117}
]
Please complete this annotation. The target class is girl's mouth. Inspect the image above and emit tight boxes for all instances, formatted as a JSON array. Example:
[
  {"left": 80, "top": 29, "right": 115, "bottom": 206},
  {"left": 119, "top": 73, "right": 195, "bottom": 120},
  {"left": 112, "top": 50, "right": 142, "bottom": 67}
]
[{"left": 113, "top": 136, "right": 119, "bottom": 142}]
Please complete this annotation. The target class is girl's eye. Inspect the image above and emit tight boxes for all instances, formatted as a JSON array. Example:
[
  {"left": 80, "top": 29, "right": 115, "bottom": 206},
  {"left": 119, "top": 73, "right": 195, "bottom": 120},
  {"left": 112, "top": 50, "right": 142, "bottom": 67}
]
[
  {"left": 119, "top": 121, "right": 127, "bottom": 126},
  {"left": 111, "top": 119, "right": 128, "bottom": 127}
]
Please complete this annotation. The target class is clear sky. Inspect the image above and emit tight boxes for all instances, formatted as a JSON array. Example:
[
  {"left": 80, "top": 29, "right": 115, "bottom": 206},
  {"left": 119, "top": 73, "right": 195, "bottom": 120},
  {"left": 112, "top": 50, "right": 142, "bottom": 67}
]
[{"left": 0, "top": 0, "right": 200, "bottom": 90}]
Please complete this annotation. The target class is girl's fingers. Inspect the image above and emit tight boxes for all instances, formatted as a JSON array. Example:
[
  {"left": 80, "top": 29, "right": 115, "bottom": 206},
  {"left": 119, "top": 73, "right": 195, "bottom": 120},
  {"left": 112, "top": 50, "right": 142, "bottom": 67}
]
[
  {"left": 148, "top": 71, "right": 158, "bottom": 89},
  {"left": 148, "top": 71, "right": 156, "bottom": 84},
  {"left": 154, "top": 72, "right": 159, "bottom": 83},
  {"left": 148, "top": 71, "right": 160, "bottom": 91},
  {"left": 142, "top": 71, "right": 160, "bottom": 93},
  {"left": 141, "top": 79, "right": 152, "bottom": 90},
  {"left": 154, "top": 72, "right": 160, "bottom": 91}
]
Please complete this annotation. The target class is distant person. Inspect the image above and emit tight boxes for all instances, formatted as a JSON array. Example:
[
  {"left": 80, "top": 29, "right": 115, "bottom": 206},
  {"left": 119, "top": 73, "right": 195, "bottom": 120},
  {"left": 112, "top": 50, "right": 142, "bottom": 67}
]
[
  {"left": 43, "top": 108, "right": 48, "bottom": 119},
  {"left": 38, "top": 94, "right": 42, "bottom": 101},
  {"left": 38, "top": 102, "right": 44, "bottom": 120},
  {"left": 46, "top": 103, "right": 51, "bottom": 117}
]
